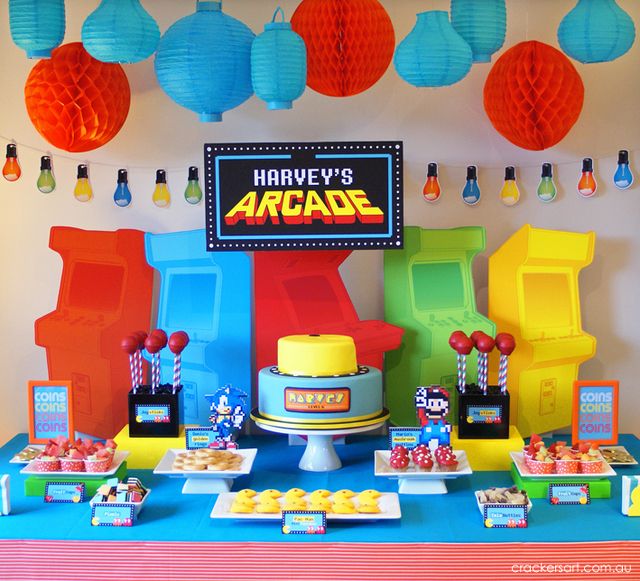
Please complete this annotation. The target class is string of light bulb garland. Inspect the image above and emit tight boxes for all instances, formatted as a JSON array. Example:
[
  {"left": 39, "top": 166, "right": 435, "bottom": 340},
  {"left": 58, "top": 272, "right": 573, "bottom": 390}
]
[{"left": 2, "top": 140, "right": 635, "bottom": 209}]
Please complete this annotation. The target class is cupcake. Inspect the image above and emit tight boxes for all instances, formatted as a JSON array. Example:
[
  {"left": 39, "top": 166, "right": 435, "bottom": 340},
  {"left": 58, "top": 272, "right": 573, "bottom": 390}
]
[
  {"left": 577, "top": 442, "right": 603, "bottom": 474},
  {"left": 434, "top": 445, "right": 458, "bottom": 472},
  {"left": 390, "top": 445, "right": 410, "bottom": 471},
  {"left": 33, "top": 454, "right": 61, "bottom": 472},
  {"left": 553, "top": 444, "right": 579, "bottom": 474},
  {"left": 527, "top": 446, "right": 555, "bottom": 475},
  {"left": 84, "top": 450, "right": 113, "bottom": 473},
  {"left": 60, "top": 449, "right": 86, "bottom": 472},
  {"left": 411, "top": 445, "right": 434, "bottom": 471}
]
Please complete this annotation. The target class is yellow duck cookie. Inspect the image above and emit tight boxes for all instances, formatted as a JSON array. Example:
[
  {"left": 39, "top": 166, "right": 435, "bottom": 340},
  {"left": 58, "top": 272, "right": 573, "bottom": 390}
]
[
  {"left": 331, "top": 500, "right": 357, "bottom": 514},
  {"left": 333, "top": 489, "right": 355, "bottom": 502},
  {"left": 256, "top": 499, "right": 281, "bottom": 514},
  {"left": 357, "top": 502, "right": 381, "bottom": 514},
  {"left": 283, "top": 498, "right": 308, "bottom": 511},
  {"left": 309, "top": 498, "right": 332, "bottom": 511},
  {"left": 284, "top": 488, "right": 306, "bottom": 502},
  {"left": 230, "top": 500, "right": 255, "bottom": 514},
  {"left": 258, "top": 489, "right": 282, "bottom": 502},
  {"left": 236, "top": 489, "right": 257, "bottom": 500},
  {"left": 357, "top": 489, "right": 381, "bottom": 503},
  {"left": 309, "top": 489, "right": 331, "bottom": 503}
]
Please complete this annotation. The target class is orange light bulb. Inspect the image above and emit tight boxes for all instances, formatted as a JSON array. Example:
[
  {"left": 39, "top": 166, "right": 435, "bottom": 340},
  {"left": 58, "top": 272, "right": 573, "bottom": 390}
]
[
  {"left": 422, "top": 162, "right": 441, "bottom": 202},
  {"left": 578, "top": 157, "right": 597, "bottom": 198},
  {"left": 3, "top": 144, "right": 21, "bottom": 182}
]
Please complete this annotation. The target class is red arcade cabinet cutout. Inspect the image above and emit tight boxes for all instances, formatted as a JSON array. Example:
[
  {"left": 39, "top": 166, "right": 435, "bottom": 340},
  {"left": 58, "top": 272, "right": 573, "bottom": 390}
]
[
  {"left": 35, "top": 227, "right": 154, "bottom": 439},
  {"left": 254, "top": 250, "right": 404, "bottom": 374}
]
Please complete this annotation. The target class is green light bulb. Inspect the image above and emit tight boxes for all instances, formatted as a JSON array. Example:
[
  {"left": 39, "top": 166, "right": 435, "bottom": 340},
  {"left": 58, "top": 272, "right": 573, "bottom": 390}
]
[
  {"left": 537, "top": 163, "right": 556, "bottom": 203},
  {"left": 184, "top": 166, "right": 203, "bottom": 205},
  {"left": 37, "top": 156, "right": 56, "bottom": 193}
]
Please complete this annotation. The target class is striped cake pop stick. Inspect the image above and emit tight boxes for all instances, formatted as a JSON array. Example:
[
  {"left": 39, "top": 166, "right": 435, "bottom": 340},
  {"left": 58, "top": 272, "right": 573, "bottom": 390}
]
[
  {"left": 168, "top": 332, "right": 189, "bottom": 394},
  {"left": 448, "top": 331, "right": 474, "bottom": 393},
  {"left": 495, "top": 333, "right": 516, "bottom": 394}
]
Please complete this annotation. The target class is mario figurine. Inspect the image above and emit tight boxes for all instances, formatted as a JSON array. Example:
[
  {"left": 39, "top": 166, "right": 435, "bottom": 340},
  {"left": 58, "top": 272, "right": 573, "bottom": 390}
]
[
  {"left": 204, "top": 384, "right": 248, "bottom": 449},
  {"left": 415, "top": 385, "right": 451, "bottom": 452}
]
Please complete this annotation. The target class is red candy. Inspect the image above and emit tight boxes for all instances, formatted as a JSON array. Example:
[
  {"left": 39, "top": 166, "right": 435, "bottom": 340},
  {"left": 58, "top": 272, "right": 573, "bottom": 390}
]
[
  {"left": 495, "top": 332, "right": 516, "bottom": 356},
  {"left": 168, "top": 331, "right": 190, "bottom": 354}
]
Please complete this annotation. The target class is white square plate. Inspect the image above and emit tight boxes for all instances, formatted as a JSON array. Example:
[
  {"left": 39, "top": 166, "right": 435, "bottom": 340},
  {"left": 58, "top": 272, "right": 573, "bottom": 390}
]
[
  {"left": 374, "top": 449, "right": 472, "bottom": 479},
  {"left": 20, "top": 451, "right": 130, "bottom": 478},
  {"left": 154, "top": 448, "right": 257, "bottom": 479},
  {"left": 510, "top": 452, "right": 616, "bottom": 479},
  {"left": 210, "top": 491, "right": 401, "bottom": 521}
]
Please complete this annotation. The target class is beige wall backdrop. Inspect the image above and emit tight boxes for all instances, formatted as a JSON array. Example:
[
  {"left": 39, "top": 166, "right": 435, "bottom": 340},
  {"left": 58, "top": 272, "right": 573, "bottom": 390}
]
[{"left": 0, "top": 0, "right": 638, "bottom": 445}]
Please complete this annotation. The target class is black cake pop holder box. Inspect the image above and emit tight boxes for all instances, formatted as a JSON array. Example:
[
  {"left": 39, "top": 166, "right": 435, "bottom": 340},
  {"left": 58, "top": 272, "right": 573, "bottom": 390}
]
[
  {"left": 128, "top": 384, "right": 182, "bottom": 438},
  {"left": 457, "top": 384, "right": 510, "bottom": 439}
]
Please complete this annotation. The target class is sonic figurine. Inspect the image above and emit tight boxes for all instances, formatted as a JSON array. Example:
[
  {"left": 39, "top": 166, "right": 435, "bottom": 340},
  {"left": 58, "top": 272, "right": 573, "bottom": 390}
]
[
  {"left": 204, "top": 384, "right": 249, "bottom": 449},
  {"left": 415, "top": 385, "right": 451, "bottom": 452}
]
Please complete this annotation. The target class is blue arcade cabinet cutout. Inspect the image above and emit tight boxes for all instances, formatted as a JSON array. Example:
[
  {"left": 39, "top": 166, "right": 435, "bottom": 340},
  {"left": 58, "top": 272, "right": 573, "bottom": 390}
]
[{"left": 144, "top": 229, "right": 251, "bottom": 427}]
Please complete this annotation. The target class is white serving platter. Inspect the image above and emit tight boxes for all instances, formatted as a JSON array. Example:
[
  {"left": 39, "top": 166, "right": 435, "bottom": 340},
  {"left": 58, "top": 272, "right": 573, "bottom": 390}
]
[
  {"left": 154, "top": 448, "right": 257, "bottom": 494},
  {"left": 20, "top": 451, "right": 130, "bottom": 478},
  {"left": 510, "top": 452, "right": 616, "bottom": 479},
  {"left": 210, "top": 491, "right": 401, "bottom": 521},
  {"left": 9, "top": 445, "right": 44, "bottom": 464},
  {"left": 599, "top": 446, "right": 638, "bottom": 466},
  {"left": 474, "top": 490, "right": 533, "bottom": 515},
  {"left": 374, "top": 449, "right": 472, "bottom": 494}
]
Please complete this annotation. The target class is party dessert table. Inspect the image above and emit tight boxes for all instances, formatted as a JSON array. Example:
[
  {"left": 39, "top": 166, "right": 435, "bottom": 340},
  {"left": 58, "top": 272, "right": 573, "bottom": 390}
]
[{"left": 1, "top": 433, "right": 639, "bottom": 581}]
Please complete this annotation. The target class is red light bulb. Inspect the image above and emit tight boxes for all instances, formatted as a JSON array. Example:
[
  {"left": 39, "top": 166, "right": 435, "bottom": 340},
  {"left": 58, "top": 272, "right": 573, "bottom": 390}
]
[
  {"left": 3, "top": 144, "right": 21, "bottom": 182},
  {"left": 422, "top": 163, "right": 441, "bottom": 202},
  {"left": 577, "top": 157, "right": 597, "bottom": 198}
]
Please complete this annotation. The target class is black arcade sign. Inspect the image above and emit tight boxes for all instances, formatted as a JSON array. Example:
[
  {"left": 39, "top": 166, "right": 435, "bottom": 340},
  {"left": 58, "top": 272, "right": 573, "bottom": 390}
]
[{"left": 204, "top": 141, "right": 403, "bottom": 251}]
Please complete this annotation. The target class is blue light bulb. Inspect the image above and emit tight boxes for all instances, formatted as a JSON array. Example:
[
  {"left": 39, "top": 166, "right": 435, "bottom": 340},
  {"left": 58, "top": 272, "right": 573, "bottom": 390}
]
[
  {"left": 614, "top": 150, "right": 634, "bottom": 190},
  {"left": 461, "top": 165, "right": 480, "bottom": 205},
  {"left": 113, "top": 169, "right": 132, "bottom": 207}
]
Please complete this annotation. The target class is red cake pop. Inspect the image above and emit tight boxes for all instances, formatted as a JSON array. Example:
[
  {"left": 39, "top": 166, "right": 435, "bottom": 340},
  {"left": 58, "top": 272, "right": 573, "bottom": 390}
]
[{"left": 168, "top": 331, "right": 189, "bottom": 393}]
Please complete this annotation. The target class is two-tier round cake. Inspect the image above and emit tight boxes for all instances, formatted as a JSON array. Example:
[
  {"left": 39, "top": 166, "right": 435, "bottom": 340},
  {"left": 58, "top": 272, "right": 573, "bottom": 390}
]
[{"left": 254, "top": 334, "right": 388, "bottom": 429}]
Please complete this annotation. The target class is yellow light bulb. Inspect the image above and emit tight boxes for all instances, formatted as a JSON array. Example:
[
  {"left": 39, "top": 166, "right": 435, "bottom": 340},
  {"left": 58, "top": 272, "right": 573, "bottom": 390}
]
[
  {"left": 500, "top": 166, "right": 520, "bottom": 206},
  {"left": 74, "top": 164, "right": 93, "bottom": 202},
  {"left": 152, "top": 169, "right": 171, "bottom": 208}
]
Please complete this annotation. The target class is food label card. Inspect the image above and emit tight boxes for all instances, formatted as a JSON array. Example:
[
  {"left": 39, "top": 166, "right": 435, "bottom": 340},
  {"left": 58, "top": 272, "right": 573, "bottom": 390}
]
[
  {"left": 282, "top": 511, "right": 326, "bottom": 535},
  {"left": 91, "top": 504, "right": 134, "bottom": 527},
  {"left": 135, "top": 404, "right": 171, "bottom": 424},
  {"left": 549, "top": 483, "right": 590, "bottom": 505},
  {"left": 44, "top": 482, "right": 85, "bottom": 503},
  {"left": 388, "top": 427, "right": 422, "bottom": 450},
  {"left": 466, "top": 405, "right": 503, "bottom": 424},
  {"left": 185, "top": 427, "right": 219, "bottom": 450},
  {"left": 483, "top": 504, "right": 528, "bottom": 528}
]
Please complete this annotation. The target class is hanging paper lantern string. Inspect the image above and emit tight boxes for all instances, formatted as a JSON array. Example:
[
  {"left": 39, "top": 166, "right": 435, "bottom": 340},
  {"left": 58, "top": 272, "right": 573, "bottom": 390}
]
[
  {"left": 451, "top": 0, "right": 506, "bottom": 63},
  {"left": 558, "top": 0, "right": 636, "bottom": 64},
  {"left": 291, "top": 0, "right": 395, "bottom": 97},
  {"left": 484, "top": 41, "right": 584, "bottom": 151},
  {"left": 9, "top": 0, "right": 65, "bottom": 59},
  {"left": 251, "top": 6, "right": 306, "bottom": 110},
  {"left": 395, "top": 11, "right": 472, "bottom": 88},
  {"left": 82, "top": 0, "right": 160, "bottom": 64},
  {"left": 155, "top": 1, "right": 254, "bottom": 122},
  {"left": 25, "top": 43, "right": 131, "bottom": 153}
]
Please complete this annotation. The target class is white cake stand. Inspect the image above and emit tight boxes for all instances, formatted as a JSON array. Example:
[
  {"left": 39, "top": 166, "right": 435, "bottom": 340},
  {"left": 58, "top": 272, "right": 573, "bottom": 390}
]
[{"left": 252, "top": 411, "right": 388, "bottom": 472}]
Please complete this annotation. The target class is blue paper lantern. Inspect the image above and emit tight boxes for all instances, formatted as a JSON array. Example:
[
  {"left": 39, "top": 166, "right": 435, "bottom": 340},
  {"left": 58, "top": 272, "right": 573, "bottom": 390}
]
[
  {"left": 9, "top": 0, "right": 65, "bottom": 59},
  {"left": 155, "top": 1, "right": 255, "bottom": 122},
  {"left": 394, "top": 11, "right": 473, "bottom": 88},
  {"left": 451, "top": 0, "right": 506, "bottom": 63},
  {"left": 82, "top": 0, "right": 160, "bottom": 64},
  {"left": 558, "top": 0, "right": 636, "bottom": 63},
  {"left": 251, "top": 7, "right": 306, "bottom": 110}
]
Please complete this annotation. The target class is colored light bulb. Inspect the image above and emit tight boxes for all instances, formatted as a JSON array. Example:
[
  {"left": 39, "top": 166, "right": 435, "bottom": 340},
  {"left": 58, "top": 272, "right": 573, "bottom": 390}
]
[
  {"left": 113, "top": 169, "right": 132, "bottom": 207},
  {"left": 614, "top": 150, "right": 634, "bottom": 190},
  {"left": 37, "top": 156, "right": 56, "bottom": 193},
  {"left": 152, "top": 169, "right": 171, "bottom": 208},
  {"left": 74, "top": 164, "right": 93, "bottom": 202},
  {"left": 500, "top": 166, "right": 520, "bottom": 206},
  {"left": 461, "top": 165, "right": 480, "bottom": 205},
  {"left": 578, "top": 157, "right": 597, "bottom": 198},
  {"left": 537, "top": 162, "right": 556, "bottom": 203},
  {"left": 184, "top": 166, "right": 203, "bottom": 205},
  {"left": 422, "top": 162, "right": 441, "bottom": 202},
  {"left": 3, "top": 144, "right": 21, "bottom": 182}
]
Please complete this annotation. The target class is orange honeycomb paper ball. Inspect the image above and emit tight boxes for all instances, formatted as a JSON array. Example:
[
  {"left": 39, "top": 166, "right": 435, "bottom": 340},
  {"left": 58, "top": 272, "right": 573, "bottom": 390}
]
[
  {"left": 483, "top": 41, "right": 584, "bottom": 151},
  {"left": 291, "top": 0, "right": 395, "bottom": 97},
  {"left": 24, "top": 42, "right": 130, "bottom": 152}
]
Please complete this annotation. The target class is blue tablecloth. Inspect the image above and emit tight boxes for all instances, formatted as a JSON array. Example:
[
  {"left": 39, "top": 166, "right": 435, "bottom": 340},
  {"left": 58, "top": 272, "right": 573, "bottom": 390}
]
[{"left": 1, "top": 433, "right": 639, "bottom": 544}]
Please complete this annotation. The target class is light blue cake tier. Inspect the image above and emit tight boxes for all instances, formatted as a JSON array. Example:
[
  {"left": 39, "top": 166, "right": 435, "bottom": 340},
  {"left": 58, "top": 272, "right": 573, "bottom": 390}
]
[{"left": 258, "top": 365, "right": 382, "bottom": 425}]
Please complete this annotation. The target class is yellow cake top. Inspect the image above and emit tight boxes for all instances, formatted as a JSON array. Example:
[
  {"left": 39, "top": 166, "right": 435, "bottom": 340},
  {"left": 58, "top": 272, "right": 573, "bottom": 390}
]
[{"left": 277, "top": 334, "right": 358, "bottom": 377}]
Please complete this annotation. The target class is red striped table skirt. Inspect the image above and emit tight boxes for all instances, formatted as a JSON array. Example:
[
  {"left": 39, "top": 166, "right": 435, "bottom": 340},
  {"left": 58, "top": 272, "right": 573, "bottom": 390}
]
[{"left": 1, "top": 540, "right": 639, "bottom": 581}]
